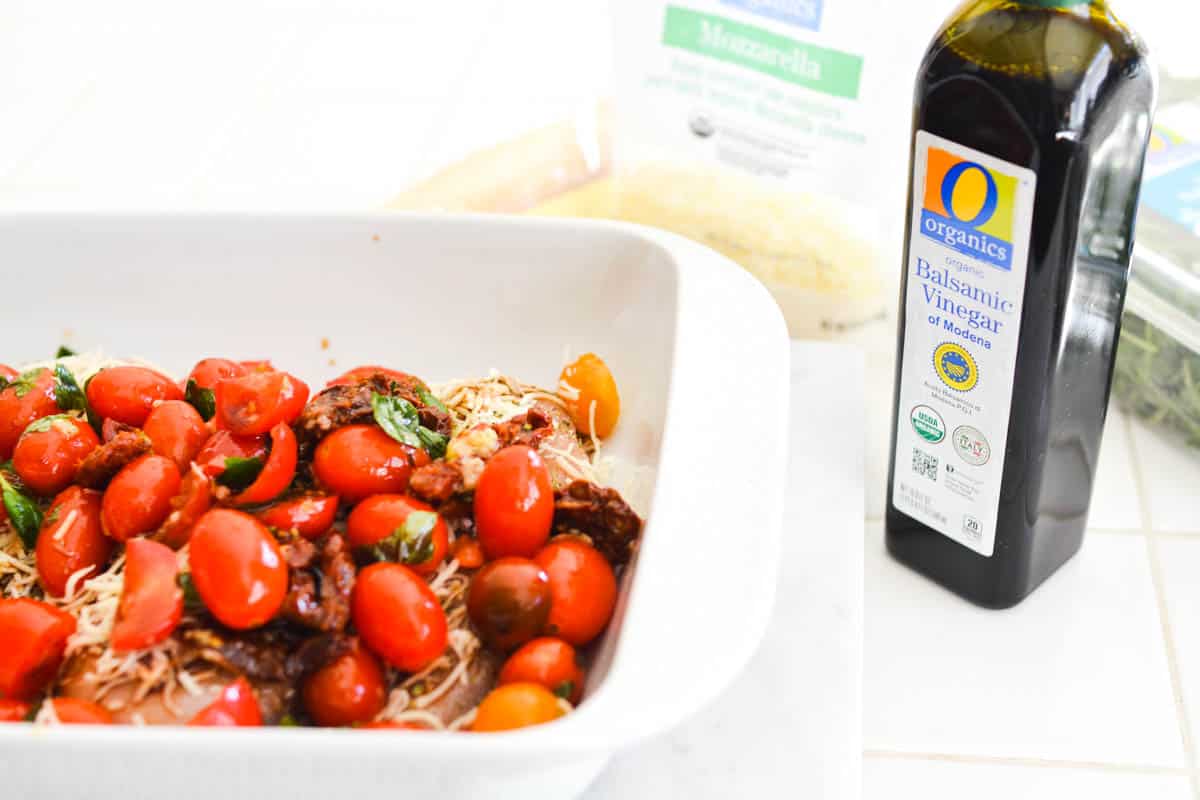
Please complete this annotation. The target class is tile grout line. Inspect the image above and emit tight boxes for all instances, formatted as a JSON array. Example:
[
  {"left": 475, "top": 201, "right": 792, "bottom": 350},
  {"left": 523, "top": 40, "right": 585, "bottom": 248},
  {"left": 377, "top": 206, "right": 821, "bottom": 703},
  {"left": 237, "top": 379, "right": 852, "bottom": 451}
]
[
  {"left": 1124, "top": 414, "right": 1200, "bottom": 800},
  {"left": 863, "top": 748, "right": 1197, "bottom": 777}
]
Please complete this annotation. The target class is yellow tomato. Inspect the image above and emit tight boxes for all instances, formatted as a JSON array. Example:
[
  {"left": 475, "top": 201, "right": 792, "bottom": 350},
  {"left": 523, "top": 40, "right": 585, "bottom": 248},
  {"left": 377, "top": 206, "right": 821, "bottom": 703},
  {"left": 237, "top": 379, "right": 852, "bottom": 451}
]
[
  {"left": 469, "top": 682, "right": 564, "bottom": 732},
  {"left": 557, "top": 353, "right": 620, "bottom": 438}
]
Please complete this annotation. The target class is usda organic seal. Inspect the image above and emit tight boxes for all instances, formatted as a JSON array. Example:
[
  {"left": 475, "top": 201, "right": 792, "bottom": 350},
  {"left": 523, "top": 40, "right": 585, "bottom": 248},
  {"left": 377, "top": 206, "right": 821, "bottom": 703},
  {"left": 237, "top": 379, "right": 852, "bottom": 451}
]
[{"left": 910, "top": 405, "right": 946, "bottom": 444}]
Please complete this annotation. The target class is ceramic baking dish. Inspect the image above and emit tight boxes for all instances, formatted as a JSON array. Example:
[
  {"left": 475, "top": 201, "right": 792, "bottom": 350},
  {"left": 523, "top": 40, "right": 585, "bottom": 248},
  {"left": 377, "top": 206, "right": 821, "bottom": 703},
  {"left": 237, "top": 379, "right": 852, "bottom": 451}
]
[{"left": 0, "top": 213, "right": 790, "bottom": 800}]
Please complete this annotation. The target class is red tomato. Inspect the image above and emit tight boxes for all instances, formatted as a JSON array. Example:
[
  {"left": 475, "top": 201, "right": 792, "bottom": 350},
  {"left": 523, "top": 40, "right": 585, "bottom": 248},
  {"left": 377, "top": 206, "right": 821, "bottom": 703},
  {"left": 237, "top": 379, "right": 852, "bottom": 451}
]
[
  {"left": 352, "top": 562, "right": 446, "bottom": 673},
  {"left": 186, "top": 358, "right": 247, "bottom": 391},
  {"left": 313, "top": 425, "right": 429, "bottom": 503},
  {"left": 0, "top": 698, "right": 31, "bottom": 722},
  {"left": 0, "top": 598, "right": 76, "bottom": 700},
  {"left": 216, "top": 371, "right": 308, "bottom": 436},
  {"left": 498, "top": 637, "right": 585, "bottom": 704},
  {"left": 12, "top": 415, "right": 99, "bottom": 496},
  {"left": 254, "top": 493, "right": 339, "bottom": 539},
  {"left": 474, "top": 445, "right": 554, "bottom": 559},
  {"left": 0, "top": 368, "right": 58, "bottom": 460},
  {"left": 326, "top": 366, "right": 415, "bottom": 388},
  {"left": 36, "top": 486, "right": 113, "bottom": 597},
  {"left": 155, "top": 465, "right": 212, "bottom": 549},
  {"left": 239, "top": 360, "right": 274, "bottom": 373},
  {"left": 535, "top": 539, "right": 617, "bottom": 646},
  {"left": 101, "top": 454, "right": 181, "bottom": 542},
  {"left": 48, "top": 698, "right": 113, "bottom": 725},
  {"left": 188, "top": 677, "right": 262, "bottom": 726},
  {"left": 232, "top": 422, "right": 297, "bottom": 506},
  {"left": 189, "top": 509, "right": 287, "bottom": 630},
  {"left": 111, "top": 538, "right": 182, "bottom": 652},
  {"left": 470, "top": 683, "right": 564, "bottom": 732},
  {"left": 86, "top": 366, "right": 183, "bottom": 427},
  {"left": 194, "top": 430, "right": 267, "bottom": 478},
  {"left": 143, "top": 401, "right": 208, "bottom": 472},
  {"left": 466, "top": 558, "right": 552, "bottom": 651},
  {"left": 302, "top": 646, "right": 387, "bottom": 727},
  {"left": 346, "top": 494, "right": 448, "bottom": 576},
  {"left": 452, "top": 537, "right": 485, "bottom": 569}
]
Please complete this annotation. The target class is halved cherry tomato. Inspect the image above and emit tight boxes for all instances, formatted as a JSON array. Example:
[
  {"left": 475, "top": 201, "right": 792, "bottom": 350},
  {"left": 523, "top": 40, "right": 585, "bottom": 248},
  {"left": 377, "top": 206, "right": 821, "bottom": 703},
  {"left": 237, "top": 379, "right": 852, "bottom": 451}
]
[
  {"left": 313, "top": 425, "right": 429, "bottom": 503},
  {"left": 111, "top": 538, "right": 182, "bottom": 652},
  {"left": 254, "top": 493, "right": 338, "bottom": 539},
  {"left": 155, "top": 465, "right": 212, "bottom": 549},
  {"left": 466, "top": 558, "right": 552, "bottom": 651},
  {"left": 0, "top": 368, "right": 58, "bottom": 460},
  {"left": 186, "top": 358, "right": 247, "bottom": 392},
  {"left": 0, "top": 598, "right": 76, "bottom": 700},
  {"left": 0, "top": 364, "right": 17, "bottom": 381},
  {"left": 452, "top": 537, "right": 485, "bottom": 570},
  {"left": 352, "top": 562, "right": 446, "bottom": 673},
  {"left": 557, "top": 353, "right": 620, "bottom": 438},
  {"left": 189, "top": 677, "right": 262, "bottom": 726},
  {"left": 302, "top": 646, "right": 387, "bottom": 727},
  {"left": 189, "top": 509, "right": 288, "bottom": 630},
  {"left": 498, "top": 637, "right": 585, "bottom": 704},
  {"left": 232, "top": 422, "right": 296, "bottom": 506},
  {"left": 535, "top": 539, "right": 617, "bottom": 647},
  {"left": 13, "top": 415, "right": 99, "bottom": 496},
  {"left": 86, "top": 366, "right": 183, "bottom": 427},
  {"left": 474, "top": 445, "right": 553, "bottom": 560},
  {"left": 216, "top": 371, "right": 308, "bottom": 436},
  {"left": 359, "top": 720, "right": 431, "bottom": 730},
  {"left": 47, "top": 698, "right": 113, "bottom": 725},
  {"left": 346, "top": 494, "right": 448, "bottom": 576},
  {"left": 0, "top": 699, "right": 31, "bottom": 722},
  {"left": 470, "top": 683, "right": 564, "bottom": 732},
  {"left": 101, "top": 454, "right": 181, "bottom": 542},
  {"left": 143, "top": 400, "right": 208, "bottom": 472},
  {"left": 194, "top": 430, "right": 267, "bottom": 479},
  {"left": 36, "top": 486, "right": 112, "bottom": 597},
  {"left": 326, "top": 366, "right": 415, "bottom": 388}
]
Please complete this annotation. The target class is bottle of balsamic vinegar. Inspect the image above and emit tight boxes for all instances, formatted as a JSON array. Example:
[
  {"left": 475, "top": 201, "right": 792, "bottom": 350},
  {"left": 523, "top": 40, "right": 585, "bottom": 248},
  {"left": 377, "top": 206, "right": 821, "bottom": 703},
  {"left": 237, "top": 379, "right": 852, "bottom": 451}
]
[{"left": 886, "top": 0, "right": 1155, "bottom": 608}]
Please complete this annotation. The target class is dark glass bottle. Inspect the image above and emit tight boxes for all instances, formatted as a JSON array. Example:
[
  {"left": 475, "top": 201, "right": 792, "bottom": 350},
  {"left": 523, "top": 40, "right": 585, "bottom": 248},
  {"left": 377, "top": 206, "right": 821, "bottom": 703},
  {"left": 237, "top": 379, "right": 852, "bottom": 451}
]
[{"left": 886, "top": 0, "right": 1156, "bottom": 608}]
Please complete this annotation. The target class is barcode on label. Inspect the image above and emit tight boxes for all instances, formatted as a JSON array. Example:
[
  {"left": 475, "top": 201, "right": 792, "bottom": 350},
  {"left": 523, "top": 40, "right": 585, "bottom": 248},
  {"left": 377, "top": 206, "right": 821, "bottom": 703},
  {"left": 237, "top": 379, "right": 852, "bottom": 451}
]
[{"left": 912, "top": 448, "right": 938, "bottom": 481}]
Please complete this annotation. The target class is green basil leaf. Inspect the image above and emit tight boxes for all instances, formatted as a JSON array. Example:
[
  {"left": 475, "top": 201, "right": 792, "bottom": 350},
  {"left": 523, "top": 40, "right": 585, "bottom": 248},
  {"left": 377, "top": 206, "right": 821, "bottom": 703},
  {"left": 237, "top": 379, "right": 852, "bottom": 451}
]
[
  {"left": 415, "top": 426, "right": 449, "bottom": 460},
  {"left": 53, "top": 364, "right": 87, "bottom": 413},
  {"left": 177, "top": 572, "right": 206, "bottom": 613},
  {"left": 553, "top": 681, "right": 575, "bottom": 700},
  {"left": 184, "top": 378, "right": 216, "bottom": 422},
  {"left": 415, "top": 385, "right": 448, "bottom": 415},
  {"left": 23, "top": 413, "right": 74, "bottom": 436},
  {"left": 216, "top": 456, "right": 264, "bottom": 491},
  {"left": 55, "top": 345, "right": 76, "bottom": 358},
  {"left": 83, "top": 372, "right": 103, "bottom": 435},
  {"left": 0, "top": 473, "right": 42, "bottom": 549},
  {"left": 377, "top": 510, "right": 438, "bottom": 566},
  {"left": 371, "top": 392, "right": 422, "bottom": 449}
]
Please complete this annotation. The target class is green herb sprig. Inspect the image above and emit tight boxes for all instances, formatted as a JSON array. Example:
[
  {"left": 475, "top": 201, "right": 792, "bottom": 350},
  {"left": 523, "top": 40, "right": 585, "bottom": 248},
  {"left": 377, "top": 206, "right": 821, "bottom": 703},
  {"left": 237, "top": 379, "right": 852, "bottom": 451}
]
[{"left": 371, "top": 393, "right": 448, "bottom": 458}]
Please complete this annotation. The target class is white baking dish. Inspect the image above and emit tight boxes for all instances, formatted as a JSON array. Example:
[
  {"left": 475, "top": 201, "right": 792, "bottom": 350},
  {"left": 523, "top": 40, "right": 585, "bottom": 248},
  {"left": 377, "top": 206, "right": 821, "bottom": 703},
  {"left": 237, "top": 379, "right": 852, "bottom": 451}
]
[{"left": 0, "top": 213, "right": 789, "bottom": 800}]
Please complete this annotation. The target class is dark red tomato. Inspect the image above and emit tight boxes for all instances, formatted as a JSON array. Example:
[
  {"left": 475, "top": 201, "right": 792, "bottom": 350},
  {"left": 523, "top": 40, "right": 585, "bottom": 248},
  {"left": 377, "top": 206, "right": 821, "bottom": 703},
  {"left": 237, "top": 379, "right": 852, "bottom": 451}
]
[
  {"left": 466, "top": 558, "right": 552, "bottom": 651},
  {"left": 0, "top": 365, "right": 16, "bottom": 381},
  {"left": 143, "top": 401, "right": 208, "bottom": 472},
  {"left": 194, "top": 429, "right": 267, "bottom": 479},
  {"left": 48, "top": 698, "right": 113, "bottom": 725},
  {"left": 302, "top": 646, "right": 387, "bottom": 727},
  {"left": 155, "top": 465, "right": 212, "bottom": 549},
  {"left": 254, "top": 493, "right": 339, "bottom": 539},
  {"left": 86, "top": 366, "right": 183, "bottom": 427},
  {"left": 216, "top": 371, "right": 308, "bottom": 436},
  {"left": 498, "top": 637, "right": 585, "bottom": 704},
  {"left": 0, "top": 598, "right": 76, "bottom": 700},
  {"left": 36, "top": 486, "right": 112, "bottom": 597},
  {"left": 352, "top": 563, "right": 447, "bottom": 672},
  {"left": 186, "top": 358, "right": 247, "bottom": 392},
  {"left": 0, "top": 368, "right": 58, "bottom": 461},
  {"left": 0, "top": 698, "right": 31, "bottom": 722},
  {"left": 346, "top": 494, "right": 448, "bottom": 576},
  {"left": 312, "top": 425, "right": 429, "bottom": 503},
  {"left": 189, "top": 509, "right": 287, "bottom": 630},
  {"left": 232, "top": 422, "right": 296, "bottom": 506},
  {"left": 101, "top": 454, "right": 181, "bottom": 542},
  {"left": 474, "top": 445, "right": 553, "bottom": 559},
  {"left": 188, "top": 677, "right": 262, "bottom": 726},
  {"left": 326, "top": 366, "right": 415, "bottom": 388},
  {"left": 12, "top": 415, "right": 100, "bottom": 496},
  {"left": 535, "top": 539, "right": 617, "bottom": 647},
  {"left": 111, "top": 538, "right": 182, "bottom": 652}
]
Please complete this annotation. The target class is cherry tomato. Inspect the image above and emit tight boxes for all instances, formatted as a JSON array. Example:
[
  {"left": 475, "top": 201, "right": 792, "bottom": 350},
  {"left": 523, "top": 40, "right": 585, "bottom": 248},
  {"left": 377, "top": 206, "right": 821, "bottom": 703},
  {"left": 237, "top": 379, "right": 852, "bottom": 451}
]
[
  {"left": 47, "top": 698, "right": 113, "bottom": 725},
  {"left": 216, "top": 371, "right": 308, "bottom": 436},
  {"left": 189, "top": 509, "right": 288, "bottom": 630},
  {"left": 101, "top": 454, "right": 181, "bottom": 542},
  {"left": 352, "top": 562, "right": 446, "bottom": 673},
  {"left": 452, "top": 537, "right": 484, "bottom": 570},
  {"left": 12, "top": 415, "right": 99, "bottom": 496},
  {"left": 86, "top": 366, "right": 183, "bottom": 427},
  {"left": 302, "top": 646, "right": 387, "bottom": 727},
  {"left": 535, "top": 539, "right": 617, "bottom": 647},
  {"left": 474, "top": 445, "right": 553, "bottom": 560},
  {"left": 239, "top": 360, "right": 274, "bottom": 373},
  {"left": 466, "top": 558, "right": 552, "bottom": 651},
  {"left": 0, "top": 368, "right": 57, "bottom": 460},
  {"left": 189, "top": 677, "right": 262, "bottom": 726},
  {"left": 470, "top": 683, "right": 564, "bottom": 732},
  {"left": 0, "top": 598, "right": 76, "bottom": 700},
  {"left": 36, "top": 486, "right": 112, "bottom": 597},
  {"left": 143, "top": 401, "right": 208, "bottom": 472},
  {"left": 313, "top": 425, "right": 429, "bottom": 503},
  {"left": 326, "top": 366, "right": 416, "bottom": 388},
  {"left": 194, "top": 430, "right": 267, "bottom": 479},
  {"left": 498, "top": 637, "right": 585, "bottom": 704},
  {"left": 346, "top": 494, "right": 448, "bottom": 576},
  {"left": 359, "top": 720, "right": 431, "bottom": 730},
  {"left": 0, "top": 698, "right": 31, "bottom": 722},
  {"left": 111, "top": 538, "right": 182, "bottom": 652},
  {"left": 232, "top": 422, "right": 296, "bottom": 506},
  {"left": 557, "top": 353, "right": 620, "bottom": 438},
  {"left": 254, "top": 493, "right": 339, "bottom": 539},
  {"left": 155, "top": 465, "right": 212, "bottom": 549},
  {"left": 186, "top": 358, "right": 246, "bottom": 392}
]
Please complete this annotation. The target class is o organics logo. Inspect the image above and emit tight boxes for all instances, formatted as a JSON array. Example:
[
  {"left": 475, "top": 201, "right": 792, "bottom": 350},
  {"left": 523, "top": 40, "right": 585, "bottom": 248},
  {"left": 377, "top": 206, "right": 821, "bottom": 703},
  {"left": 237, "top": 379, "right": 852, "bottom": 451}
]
[
  {"left": 933, "top": 342, "right": 978, "bottom": 392},
  {"left": 920, "top": 147, "right": 1017, "bottom": 270}
]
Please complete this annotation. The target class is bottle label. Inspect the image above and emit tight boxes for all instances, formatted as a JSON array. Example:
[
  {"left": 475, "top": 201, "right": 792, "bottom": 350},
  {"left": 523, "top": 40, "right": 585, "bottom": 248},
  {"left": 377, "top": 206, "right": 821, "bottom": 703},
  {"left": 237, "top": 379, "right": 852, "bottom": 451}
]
[
  {"left": 891, "top": 131, "right": 1037, "bottom": 557},
  {"left": 1142, "top": 108, "right": 1200, "bottom": 234}
]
